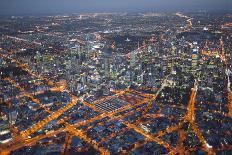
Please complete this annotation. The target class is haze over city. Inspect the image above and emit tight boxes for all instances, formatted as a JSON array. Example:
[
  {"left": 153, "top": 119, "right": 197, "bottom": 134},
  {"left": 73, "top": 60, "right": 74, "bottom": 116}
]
[{"left": 0, "top": 0, "right": 232, "bottom": 15}]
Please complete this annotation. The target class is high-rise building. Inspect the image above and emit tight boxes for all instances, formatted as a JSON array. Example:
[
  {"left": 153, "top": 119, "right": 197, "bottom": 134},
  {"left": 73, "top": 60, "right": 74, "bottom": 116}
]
[
  {"left": 192, "top": 42, "right": 199, "bottom": 73},
  {"left": 70, "top": 47, "right": 80, "bottom": 73},
  {"left": 80, "top": 73, "right": 87, "bottom": 86},
  {"left": 101, "top": 48, "right": 113, "bottom": 78},
  {"left": 8, "top": 110, "right": 17, "bottom": 125},
  {"left": 104, "top": 58, "right": 110, "bottom": 78},
  {"left": 130, "top": 50, "right": 137, "bottom": 67}
]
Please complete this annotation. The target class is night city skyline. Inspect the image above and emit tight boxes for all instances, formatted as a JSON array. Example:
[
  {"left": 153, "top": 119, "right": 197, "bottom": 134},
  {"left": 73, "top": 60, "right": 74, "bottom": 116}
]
[{"left": 0, "top": 0, "right": 232, "bottom": 155}]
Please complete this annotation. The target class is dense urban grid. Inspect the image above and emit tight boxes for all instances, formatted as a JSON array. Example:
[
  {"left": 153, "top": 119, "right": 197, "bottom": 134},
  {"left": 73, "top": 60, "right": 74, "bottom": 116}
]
[{"left": 0, "top": 12, "right": 232, "bottom": 154}]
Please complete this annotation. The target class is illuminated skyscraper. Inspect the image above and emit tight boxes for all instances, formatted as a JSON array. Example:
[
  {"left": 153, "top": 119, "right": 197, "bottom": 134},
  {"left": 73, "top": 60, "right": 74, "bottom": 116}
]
[
  {"left": 130, "top": 50, "right": 137, "bottom": 67},
  {"left": 8, "top": 110, "right": 17, "bottom": 125},
  {"left": 192, "top": 42, "right": 199, "bottom": 73},
  {"left": 80, "top": 73, "right": 87, "bottom": 86},
  {"left": 104, "top": 58, "right": 110, "bottom": 78},
  {"left": 101, "top": 48, "right": 113, "bottom": 78}
]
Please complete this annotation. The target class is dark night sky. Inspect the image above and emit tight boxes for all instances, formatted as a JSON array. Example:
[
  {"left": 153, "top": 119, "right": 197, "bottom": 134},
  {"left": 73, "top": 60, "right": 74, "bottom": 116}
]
[{"left": 0, "top": 0, "right": 231, "bottom": 15}]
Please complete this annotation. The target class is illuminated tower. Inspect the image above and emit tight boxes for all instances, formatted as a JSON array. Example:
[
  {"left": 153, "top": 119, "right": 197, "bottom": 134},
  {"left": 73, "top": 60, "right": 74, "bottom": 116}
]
[
  {"left": 191, "top": 42, "right": 199, "bottom": 73},
  {"left": 70, "top": 47, "right": 80, "bottom": 73},
  {"left": 8, "top": 110, "right": 18, "bottom": 125},
  {"left": 130, "top": 50, "right": 137, "bottom": 67},
  {"left": 104, "top": 58, "right": 110, "bottom": 78},
  {"left": 102, "top": 48, "right": 113, "bottom": 79},
  {"left": 80, "top": 73, "right": 87, "bottom": 86},
  {"left": 220, "top": 37, "right": 226, "bottom": 62}
]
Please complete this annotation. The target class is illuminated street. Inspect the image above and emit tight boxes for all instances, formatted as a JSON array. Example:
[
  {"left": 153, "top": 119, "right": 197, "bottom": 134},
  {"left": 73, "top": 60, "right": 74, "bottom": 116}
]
[{"left": 0, "top": 4, "right": 232, "bottom": 155}]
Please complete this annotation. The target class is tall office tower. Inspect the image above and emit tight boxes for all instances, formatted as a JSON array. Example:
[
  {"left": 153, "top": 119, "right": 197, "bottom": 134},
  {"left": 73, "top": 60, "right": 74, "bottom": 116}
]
[
  {"left": 140, "top": 72, "right": 145, "bottom": 84},
  {"left": 8, "top": 110, "right": 18, "bottom": 125},
  {"left": 70, "top": 47, "right": 80, "bottom": 73},
  {"left": 148, "top": 67, "right": 155, "bottom": 86},
  {"left": 104, "top": 58, "right": 110, "bottom": 78},
  {"left": 77, "top": 45, "right": 86, "bottom": 64},
  {"left": 34, "top": 51, "right": 43, "bottom": 72},
  {"left": 125, "top": 70, "right": 133, "bottom": 86},
  {"left": 80, "top": 73, "right": 87, "bottom": 86},
  {"left": 102, "top": 48, "right": 113, "bottom": 79},
  {"left": 191, "top": 42, "right": 199, "bottom": 73},
  {"left": 130, "top": 50, "right": 137, "bottom": 67},
  {"left": 220, "top": 37, "right": 225, "bottom": 58},
  {"left": 86, "top": 34, "right": 91, "bottom": 52}
]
